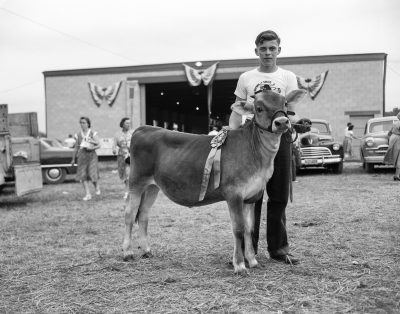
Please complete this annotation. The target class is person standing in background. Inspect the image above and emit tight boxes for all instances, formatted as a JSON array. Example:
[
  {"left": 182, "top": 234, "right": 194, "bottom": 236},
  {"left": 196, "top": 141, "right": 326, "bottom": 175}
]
[
  {"left": 63, "top": 134, "right": 76, "bottom": 148},
  {"left": 343, "top": 123, "right": 358, "bottom": 159},
  {"left": 208, "top": 125, "right": 219, "bottom": 136},
  {"left": 383, "top": 112, "right": 400, "bottom": 180},
  {"left": 113, "top": 117, "right": 134, "bottom": 199},
  {"left": 71, "top": 117, "right": 101, "bottom": 201}
]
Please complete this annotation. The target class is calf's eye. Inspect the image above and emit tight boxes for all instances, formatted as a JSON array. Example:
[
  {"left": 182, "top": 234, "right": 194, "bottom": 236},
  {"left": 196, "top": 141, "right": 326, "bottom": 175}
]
[{"left": 256, "top": 107, "right": 263, "bottom": 113}]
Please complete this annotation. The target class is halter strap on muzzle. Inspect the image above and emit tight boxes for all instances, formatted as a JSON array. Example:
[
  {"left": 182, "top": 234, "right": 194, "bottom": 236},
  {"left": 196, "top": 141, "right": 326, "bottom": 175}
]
[
  {"left": 253, "top": 109, "right": 299, "bottom": 143},
  {"left": 253, "top": 109, "right": 288, "bottom": 133}
]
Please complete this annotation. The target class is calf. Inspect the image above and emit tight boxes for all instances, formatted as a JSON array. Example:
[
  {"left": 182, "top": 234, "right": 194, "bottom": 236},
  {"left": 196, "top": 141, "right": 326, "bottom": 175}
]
[{"left": 122, "top": 89, "right": 306, "bottom": 274}]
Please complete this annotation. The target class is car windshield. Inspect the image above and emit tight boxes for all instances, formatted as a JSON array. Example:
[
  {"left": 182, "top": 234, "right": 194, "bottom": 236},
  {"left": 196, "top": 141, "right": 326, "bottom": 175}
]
[
  {"left": 369, "top": 120, "right": 395, "bottom": 133},
  {"left": 310, "top": 122, "right": 330, "bottom": 134},
  {"left": 41, "top": 139, "right": 64, "bottom": 148}
]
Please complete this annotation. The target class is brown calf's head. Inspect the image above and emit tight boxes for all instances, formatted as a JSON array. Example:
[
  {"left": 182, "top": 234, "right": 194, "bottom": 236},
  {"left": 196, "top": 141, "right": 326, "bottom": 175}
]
[
  {"left": 231, "top": 89, "right": 306, "bottom": 133},
  {"left": 253, "top": 89, "right": 306, "bottom": 133},
  {"left": 253, "top": 89, "right": 289, "bottom": 133}
]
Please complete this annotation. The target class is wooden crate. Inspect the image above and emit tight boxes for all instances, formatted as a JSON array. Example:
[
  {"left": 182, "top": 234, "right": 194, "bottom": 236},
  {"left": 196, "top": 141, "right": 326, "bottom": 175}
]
[
  {"left": 14, "top": 163, "right": 43, "bottom": 196},
  {"left": 0, "top": 104, "right": 8, "bottom": 132},
  {"left": 8, "top": 112, "right": 38, "bottom": 137}
]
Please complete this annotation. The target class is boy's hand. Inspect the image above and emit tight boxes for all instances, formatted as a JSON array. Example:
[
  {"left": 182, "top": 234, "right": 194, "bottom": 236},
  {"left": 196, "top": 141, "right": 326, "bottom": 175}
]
[
  {"left": 293, "top": 118, "right": 312, "bottom": 133},
  {"left": 230, "top": 101, "right": 254, "bottom": 116}
]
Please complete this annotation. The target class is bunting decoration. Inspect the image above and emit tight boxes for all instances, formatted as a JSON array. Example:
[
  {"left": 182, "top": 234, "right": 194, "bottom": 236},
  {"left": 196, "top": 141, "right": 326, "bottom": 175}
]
[
  {"left": 182, "top": 62, "right": 219, "bottom": 117},
  {"left": 182, "top": 62, "right": 219, "bottom": 87},
  {"left": 296, "top": 71, "right": 329, "bottom": 100},
  {"left": 88, "top": 81, "right": 122, "bottom": 107}
]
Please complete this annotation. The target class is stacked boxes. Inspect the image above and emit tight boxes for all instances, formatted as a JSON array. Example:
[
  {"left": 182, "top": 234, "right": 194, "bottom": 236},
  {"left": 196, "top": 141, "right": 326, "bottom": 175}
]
[{"left": 0, "top": 104, "right": 8, "bottom": 133}]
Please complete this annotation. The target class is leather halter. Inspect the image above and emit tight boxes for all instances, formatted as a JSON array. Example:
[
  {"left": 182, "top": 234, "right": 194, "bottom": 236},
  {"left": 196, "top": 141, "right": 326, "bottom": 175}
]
[
  {"left": 252, "top": 86, "right": 297, "bottom": 142},
  {"left": 253, "top": 109, "right": 288, "bottom": 133},
  {"left": 253, "top": 108, "right": 299, "bottom": 143}
]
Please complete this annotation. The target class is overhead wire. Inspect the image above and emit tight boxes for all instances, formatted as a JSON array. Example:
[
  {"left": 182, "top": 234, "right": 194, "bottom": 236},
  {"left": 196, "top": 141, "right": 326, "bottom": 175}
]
[
  {"left": 0, "top": 7, "right": 135, "bottom": 63},
  {"left": 0, "top": 7, "right": 135, "bottom": 95},
  {"left": 387, "top": 64, "right": 400, "bottom": 77},
  {"left": 0, "top": 80, "right": 42, "bottom": 95}
]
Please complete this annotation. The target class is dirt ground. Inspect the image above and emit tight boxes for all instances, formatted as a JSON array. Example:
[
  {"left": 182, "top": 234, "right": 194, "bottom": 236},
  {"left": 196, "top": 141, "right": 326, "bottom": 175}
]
[{"left": 0, "top": 161, "right": 399, "bottom": 313}]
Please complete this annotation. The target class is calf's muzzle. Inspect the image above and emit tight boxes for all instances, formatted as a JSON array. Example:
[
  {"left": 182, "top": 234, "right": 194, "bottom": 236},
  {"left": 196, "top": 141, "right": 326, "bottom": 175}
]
[{"left": 272, "top": 116, "right": 291, "bottom": 133}]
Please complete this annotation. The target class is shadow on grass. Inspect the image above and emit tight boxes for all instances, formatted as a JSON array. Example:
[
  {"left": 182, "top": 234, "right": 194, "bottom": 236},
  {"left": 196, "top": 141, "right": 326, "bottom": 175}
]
[{"left": 0, "top": 198, "right": 29, "bottom": 210}]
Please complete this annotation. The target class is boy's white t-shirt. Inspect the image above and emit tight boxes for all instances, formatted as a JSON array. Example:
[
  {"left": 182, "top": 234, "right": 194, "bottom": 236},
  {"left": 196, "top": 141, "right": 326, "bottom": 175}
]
[{"left": 234, "top": 67, "right": 298, "bottom": 124}]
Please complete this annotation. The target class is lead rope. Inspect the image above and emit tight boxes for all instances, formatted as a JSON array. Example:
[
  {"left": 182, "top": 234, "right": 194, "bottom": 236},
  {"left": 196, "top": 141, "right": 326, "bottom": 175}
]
[{"left": 289, "top": 134, "right": 293, "bottom": 203}]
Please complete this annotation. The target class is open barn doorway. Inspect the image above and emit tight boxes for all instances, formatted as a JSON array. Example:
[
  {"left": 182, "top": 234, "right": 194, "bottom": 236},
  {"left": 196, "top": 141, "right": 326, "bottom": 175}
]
[
  {"left": 210, "top": 79, "right": 237, "bottom": 128},
  {"left": 146, "top": 82, "right": 208, "bottom": 134},
  {"left": 145, "top": 79, "right": 238, "bottom": 134}
]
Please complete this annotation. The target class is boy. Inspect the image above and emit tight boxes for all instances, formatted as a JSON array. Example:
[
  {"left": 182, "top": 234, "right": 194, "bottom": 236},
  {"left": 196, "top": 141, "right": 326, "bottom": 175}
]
[{"left": 230, "top": 30, "right": 310, "bottom": 264}]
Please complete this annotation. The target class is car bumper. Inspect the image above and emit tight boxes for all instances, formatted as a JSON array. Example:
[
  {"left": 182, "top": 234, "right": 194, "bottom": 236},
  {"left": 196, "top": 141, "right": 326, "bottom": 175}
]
[
  {"left": 301, "top": 157, "right": 342, "bottom": 167},
  {"left": 363, "top": 156, "right": 385, "bottom": 164}
]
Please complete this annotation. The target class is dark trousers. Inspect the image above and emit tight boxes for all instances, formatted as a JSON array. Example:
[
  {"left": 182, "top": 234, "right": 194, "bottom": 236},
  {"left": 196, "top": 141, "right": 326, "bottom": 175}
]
[{"left": 252, "top": 138, "right": 290, "bottom": 256}]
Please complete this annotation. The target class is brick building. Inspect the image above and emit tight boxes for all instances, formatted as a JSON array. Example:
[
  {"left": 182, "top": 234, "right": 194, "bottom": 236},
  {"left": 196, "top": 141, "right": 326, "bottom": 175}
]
[{"left": 43, "top": 53, "right": 387, "bottom": 157}]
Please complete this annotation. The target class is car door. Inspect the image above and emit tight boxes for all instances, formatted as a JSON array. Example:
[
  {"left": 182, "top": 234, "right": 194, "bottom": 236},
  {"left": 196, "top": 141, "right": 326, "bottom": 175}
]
[{"left": 11, "top": 136, "right": 43, "bottom": 196}]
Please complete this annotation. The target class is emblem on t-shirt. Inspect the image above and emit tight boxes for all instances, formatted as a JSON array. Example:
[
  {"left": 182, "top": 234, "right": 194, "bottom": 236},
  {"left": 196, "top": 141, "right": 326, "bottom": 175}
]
[{"left": 254, "top": 81, "right": 281, "bottom": 95}]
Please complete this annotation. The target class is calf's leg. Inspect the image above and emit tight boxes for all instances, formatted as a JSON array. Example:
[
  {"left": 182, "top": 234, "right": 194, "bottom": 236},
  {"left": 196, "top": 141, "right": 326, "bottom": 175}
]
[
  {"left": 243, "top": 203, "right": 258, "bottom": 268},
  {"left": 136, "top": 184, "right": 160, "bottom": 257},
  {"left": 122, "top": 186, "right": 145, "bottom": 261},
  {"left": 226, "top": 199, "right": 247, "bottom": 274}
]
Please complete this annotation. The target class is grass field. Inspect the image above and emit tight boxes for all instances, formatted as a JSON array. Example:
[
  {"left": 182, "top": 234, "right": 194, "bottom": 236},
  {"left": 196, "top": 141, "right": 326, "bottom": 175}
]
[{"left": 0, "top": 162, "right": 399, "bottom": 313}]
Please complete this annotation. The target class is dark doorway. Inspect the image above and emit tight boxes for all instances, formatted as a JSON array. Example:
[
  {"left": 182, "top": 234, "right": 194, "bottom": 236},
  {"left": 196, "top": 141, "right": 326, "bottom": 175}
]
[
  {"left": 146, "top": 82, "right": 208, "bottom": 134},
  {"left": 145, "top": 79, "right": 238, "bottom": 134},
  {"left": 210, "top": 80, "right": 238, "bottom": 127}
]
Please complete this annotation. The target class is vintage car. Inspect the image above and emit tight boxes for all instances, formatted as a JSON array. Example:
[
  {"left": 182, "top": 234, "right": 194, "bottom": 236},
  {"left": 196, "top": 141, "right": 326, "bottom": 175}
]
[
  {"left": 40, "top": 138, "right": 77, "bottom": 184},
  {"left": 360, "top": 116, "right": 399, "bottom": 173},
  {"left": 296, "top": 119, "right": 344, "bottom": 174}
]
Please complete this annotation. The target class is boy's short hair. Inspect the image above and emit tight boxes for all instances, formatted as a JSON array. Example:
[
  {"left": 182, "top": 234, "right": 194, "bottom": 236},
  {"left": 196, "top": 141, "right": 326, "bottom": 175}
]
[{"left": 255, "top": 30, "right": 280, "bottom": 46}]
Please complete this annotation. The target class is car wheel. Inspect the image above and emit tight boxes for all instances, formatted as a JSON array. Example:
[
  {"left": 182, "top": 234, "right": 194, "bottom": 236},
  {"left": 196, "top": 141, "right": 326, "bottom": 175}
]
[
  {"left": 365, "top": 163, "right": 375, "bottom": 173},
  {"left": 42, "top": 168, "right": 67, "bottom": 184},
  {"left": 331, "top": 161, "right": 343, "bottom": 174}
]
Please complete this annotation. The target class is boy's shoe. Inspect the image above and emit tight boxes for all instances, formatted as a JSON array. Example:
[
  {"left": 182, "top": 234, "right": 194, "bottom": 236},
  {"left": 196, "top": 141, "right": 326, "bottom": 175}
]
[
  {"left": 123, "top": 192, "right": 129, "bottom": 200},
  {"left": 271, "top": 254, "right": 299, "bottom": 265},
  {"left": 95, "top": 189, "right": 101, "bottom": 195}
]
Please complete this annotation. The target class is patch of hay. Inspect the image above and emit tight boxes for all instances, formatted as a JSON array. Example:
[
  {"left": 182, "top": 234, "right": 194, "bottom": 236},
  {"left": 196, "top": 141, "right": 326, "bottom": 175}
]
[{"left": 0, "top": 162, "right": 399, "bottom": 313}]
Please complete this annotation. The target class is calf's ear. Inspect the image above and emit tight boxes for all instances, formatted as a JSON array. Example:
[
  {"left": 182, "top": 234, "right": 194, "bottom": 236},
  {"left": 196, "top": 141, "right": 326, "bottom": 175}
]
[
  {"left": 230, "top": 101, "right": 254, "bottom": 115},
  {"left": 286, "top": 89, "right": 307, "bottom": 106}
]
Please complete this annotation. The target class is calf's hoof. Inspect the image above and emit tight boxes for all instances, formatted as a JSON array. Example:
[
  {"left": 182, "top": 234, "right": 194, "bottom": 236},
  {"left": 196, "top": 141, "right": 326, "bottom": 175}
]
[
  {"left": 248, "top": 259, "right": 259, "bottom": 268},
  {"left": 234, "top": 262, "right": 249, "bottom": 276},
  {"left": 122, "top": 252, "right": 135, "bottom": 262}
]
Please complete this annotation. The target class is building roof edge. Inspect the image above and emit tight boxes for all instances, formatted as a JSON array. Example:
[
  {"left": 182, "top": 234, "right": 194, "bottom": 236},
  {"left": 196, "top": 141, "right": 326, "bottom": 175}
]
[{"left": 43, "top": 53, "right": 388, "bottom": 77}]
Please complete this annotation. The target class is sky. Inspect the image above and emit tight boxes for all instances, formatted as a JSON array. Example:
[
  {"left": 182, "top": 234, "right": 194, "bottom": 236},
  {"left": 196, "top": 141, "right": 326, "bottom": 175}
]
[{"left": 1, "top": 0, "right": 399, "bottom": 132}]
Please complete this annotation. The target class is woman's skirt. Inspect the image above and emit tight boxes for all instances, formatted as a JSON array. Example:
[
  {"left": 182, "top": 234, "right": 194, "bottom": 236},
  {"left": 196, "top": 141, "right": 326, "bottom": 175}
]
[
  {"left": 343, "top": 137, "right": 352, "bottom": 155},
  {"left": 76, "top": 149, "right": 99, "bottom": 181}
]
